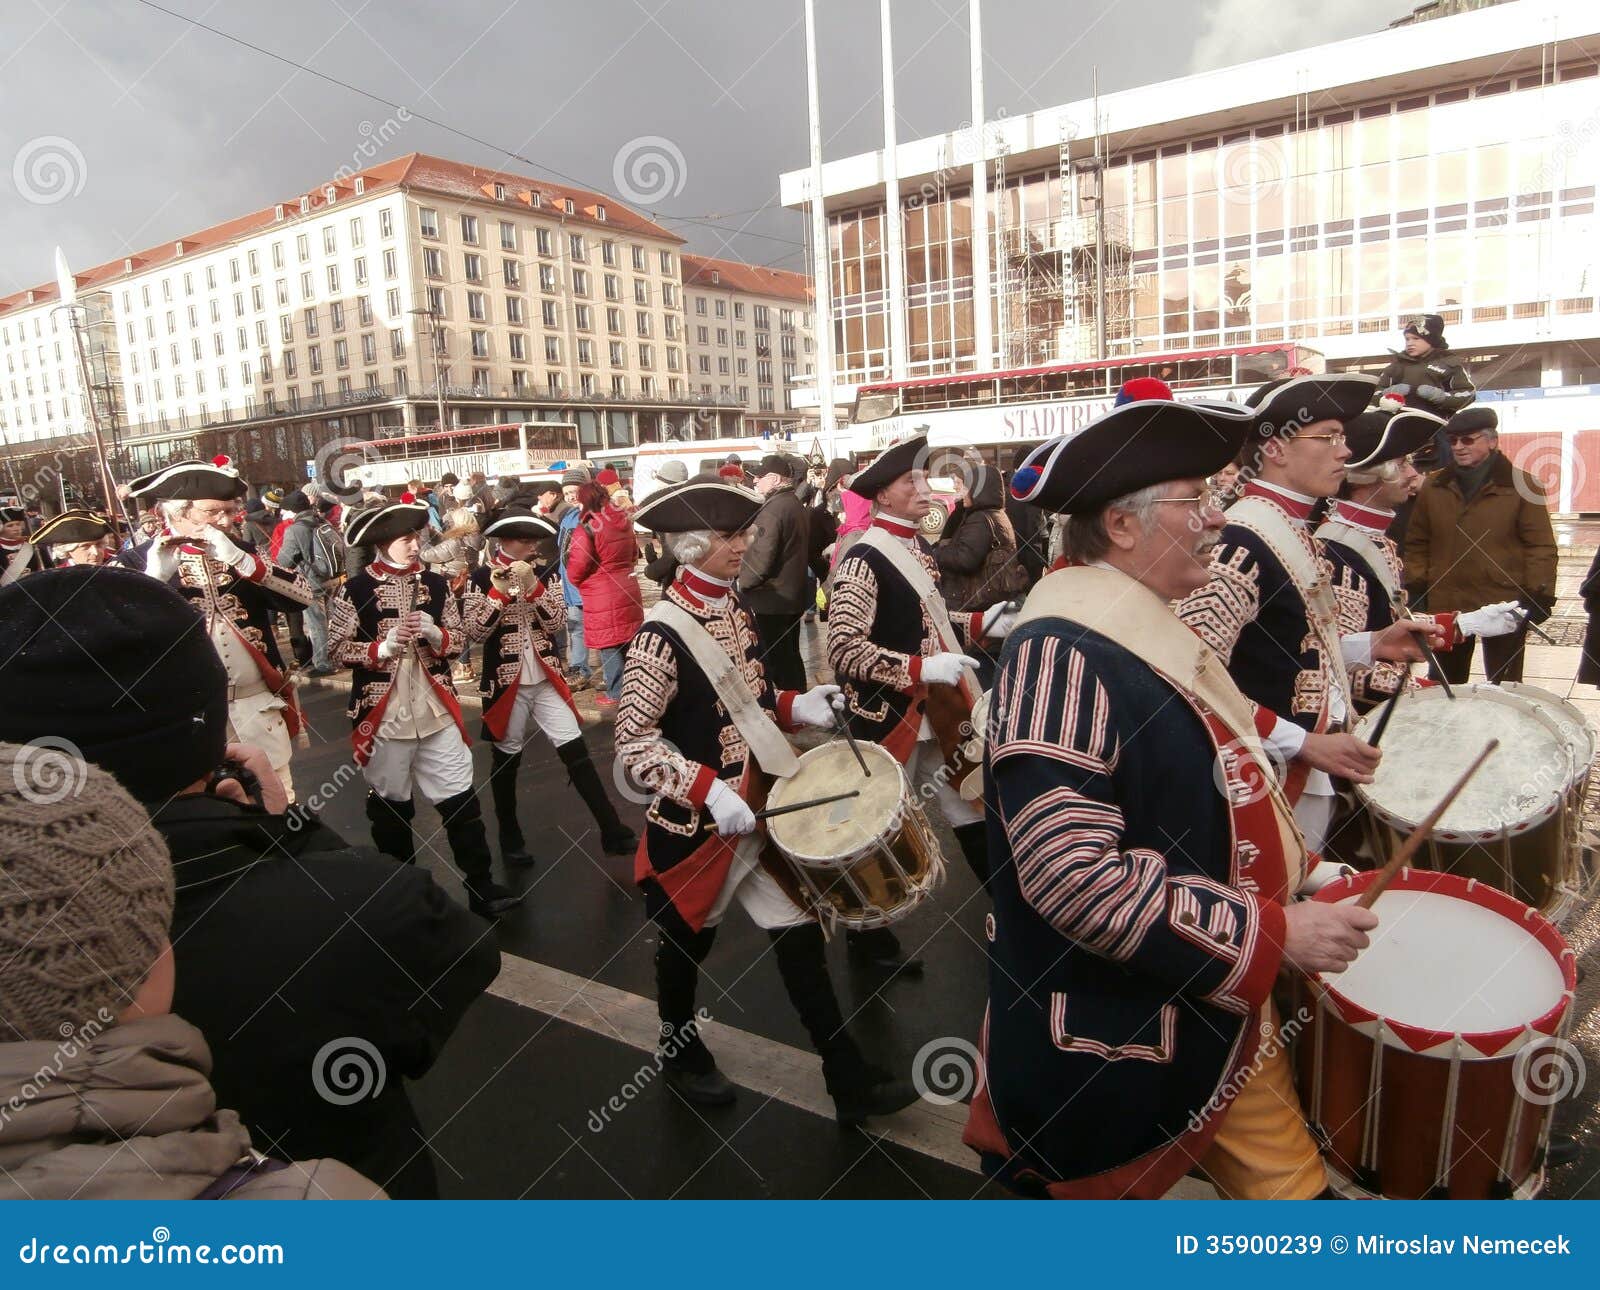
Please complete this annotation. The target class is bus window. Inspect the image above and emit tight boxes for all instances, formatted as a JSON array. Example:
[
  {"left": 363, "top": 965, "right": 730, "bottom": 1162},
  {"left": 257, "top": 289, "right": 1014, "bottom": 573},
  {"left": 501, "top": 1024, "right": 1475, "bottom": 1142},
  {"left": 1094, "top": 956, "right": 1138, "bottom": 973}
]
[
  {"left": 854, "top": 392, "right": 899, "bottom": 423},
  {"left": 1237, "top": 349, "right": 1290, "bottom": 384}
]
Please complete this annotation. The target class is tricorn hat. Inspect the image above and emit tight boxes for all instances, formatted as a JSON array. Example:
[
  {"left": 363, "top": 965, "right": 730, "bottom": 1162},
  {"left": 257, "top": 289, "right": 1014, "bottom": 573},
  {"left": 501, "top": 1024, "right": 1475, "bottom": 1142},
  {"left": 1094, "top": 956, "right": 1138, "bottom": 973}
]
[
  {"left": 1344, "top": 408, "right": 1445, "bottom": 472},
  {"left": 1246, "top": 374, "right": 1378, "bottom": 441},
  {"left": 343, "top": 493, "right": 432, "bottom": 547},
  {"left": 32, "top": 509, "right": 113, "bottom": 546},
  {"left": 631, "top": 480, "right": 762, "bottom": 534},
  {"left": 846, "top": 433, "right": 928, "bottom": 499},
  {"left": 127, "top": 455, "right": 248, "bottom": 502}
]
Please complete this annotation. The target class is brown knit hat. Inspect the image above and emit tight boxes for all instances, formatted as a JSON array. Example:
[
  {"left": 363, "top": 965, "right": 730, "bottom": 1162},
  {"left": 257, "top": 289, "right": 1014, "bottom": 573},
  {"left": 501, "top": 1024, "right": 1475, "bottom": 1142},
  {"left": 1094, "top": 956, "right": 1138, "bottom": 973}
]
[{"left": 0, "top": 741, "right": 174, "bottom": 1042}]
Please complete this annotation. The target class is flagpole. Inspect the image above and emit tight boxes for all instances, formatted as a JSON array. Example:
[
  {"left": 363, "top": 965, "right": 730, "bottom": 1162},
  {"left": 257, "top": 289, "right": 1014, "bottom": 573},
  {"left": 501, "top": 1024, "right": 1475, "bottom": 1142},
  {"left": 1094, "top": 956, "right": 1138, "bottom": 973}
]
[{"left": 54, "top": 248, "right": 126, "bottom": 525}]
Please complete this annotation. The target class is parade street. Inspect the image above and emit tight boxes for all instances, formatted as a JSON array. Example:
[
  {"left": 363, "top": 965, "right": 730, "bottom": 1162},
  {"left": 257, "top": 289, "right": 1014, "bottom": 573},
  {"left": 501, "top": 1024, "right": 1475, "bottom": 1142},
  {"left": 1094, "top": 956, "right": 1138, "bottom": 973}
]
[{"left": 284, "top": 605, "right": 1600, "bottom": 1199}]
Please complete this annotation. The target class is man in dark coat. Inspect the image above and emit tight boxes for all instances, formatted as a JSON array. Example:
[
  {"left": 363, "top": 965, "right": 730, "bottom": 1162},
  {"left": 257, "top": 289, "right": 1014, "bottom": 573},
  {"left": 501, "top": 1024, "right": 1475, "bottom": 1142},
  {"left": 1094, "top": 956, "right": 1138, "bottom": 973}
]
[
  {"left": 736, "top": 453, "right": 811, "bottom": 691},
  {"left": 0, "top": 567, "right": 500, "bottom": 1199},
  {"left": 1404, "top": 406, "right": 1558, "bottom": 684}
]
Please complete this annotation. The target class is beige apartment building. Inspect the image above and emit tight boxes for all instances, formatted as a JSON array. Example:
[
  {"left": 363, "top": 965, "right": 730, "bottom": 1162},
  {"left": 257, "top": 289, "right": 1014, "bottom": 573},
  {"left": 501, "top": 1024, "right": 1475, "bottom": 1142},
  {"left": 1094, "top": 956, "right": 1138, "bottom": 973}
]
[
  {"left": 680, "top": 254, "right": 815, "bottom": 435},
  {"left": 0, "top": 153, "right": 746, "bottom": 487}
]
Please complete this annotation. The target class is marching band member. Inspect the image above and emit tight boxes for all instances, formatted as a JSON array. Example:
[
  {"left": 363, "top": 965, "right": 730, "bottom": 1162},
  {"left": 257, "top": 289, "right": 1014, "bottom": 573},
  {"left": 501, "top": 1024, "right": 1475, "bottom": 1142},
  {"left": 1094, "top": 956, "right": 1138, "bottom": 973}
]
[
  {"left": 0, "top": 504, "right": 47, "bottom": 584},
  {"left": 31, "top": 508, "right": 114, "bottom": 567},
  {"left": 1175, "top": 376, "right": 1443, "bottom": 852},
  {"left": 463, "top": 503, "right": 637, "bottom": 866},
  {"left": 1317, "top": 407, "right": 1526, "bottom": 714},
  {"left": 126, "top": 456, "right": 312, "bottom": 800},
  {"left": 965, "top": 398, "right": 1378, "bottom": 1199},
  {"left": 328, "top": 494, "right": 523, "bottom": 919},
  {"left": 827, "top": 433, "right": 1013, "bottom": 959},
  {"left": 615, "top": 478, "right": 917, "bottom": 1124}
]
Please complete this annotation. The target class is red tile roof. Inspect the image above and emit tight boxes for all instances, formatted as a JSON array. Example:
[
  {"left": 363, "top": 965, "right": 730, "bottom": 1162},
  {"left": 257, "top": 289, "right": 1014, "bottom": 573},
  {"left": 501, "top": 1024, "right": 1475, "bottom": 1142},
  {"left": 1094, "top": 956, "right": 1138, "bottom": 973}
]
[
  {"left": 0, "top": 152, "right": 684, "bottom": 316},
  {"left": 681, "top": 253, "right": 811, "bottom": 305}
]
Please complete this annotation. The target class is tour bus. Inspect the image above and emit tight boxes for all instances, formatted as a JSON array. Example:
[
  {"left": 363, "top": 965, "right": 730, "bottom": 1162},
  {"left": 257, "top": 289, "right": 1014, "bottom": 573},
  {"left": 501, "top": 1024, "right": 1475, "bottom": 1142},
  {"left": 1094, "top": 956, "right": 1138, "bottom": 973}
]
[
  {"left": 587, "top": 431, "right": 844, "bottom": 505},
  {"left": 306, "top": 421, "right": 581, "bottom": 494}
]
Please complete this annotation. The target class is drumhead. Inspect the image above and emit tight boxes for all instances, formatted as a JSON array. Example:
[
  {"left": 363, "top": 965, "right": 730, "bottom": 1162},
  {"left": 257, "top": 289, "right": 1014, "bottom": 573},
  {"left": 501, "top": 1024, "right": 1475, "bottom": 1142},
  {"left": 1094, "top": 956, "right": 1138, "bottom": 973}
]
[
  {"left": 1354, "top": 684, "right": 1569, "bottom": 837},
  {"left": 1323, "top": 887, "right": 1566, "bottom": 1036},
  {"left": 767, "top": 740, "right": 907, "bottom": 863},
  {"left": 1499, "top": 682, "right": 1596, "bottom": 790}
]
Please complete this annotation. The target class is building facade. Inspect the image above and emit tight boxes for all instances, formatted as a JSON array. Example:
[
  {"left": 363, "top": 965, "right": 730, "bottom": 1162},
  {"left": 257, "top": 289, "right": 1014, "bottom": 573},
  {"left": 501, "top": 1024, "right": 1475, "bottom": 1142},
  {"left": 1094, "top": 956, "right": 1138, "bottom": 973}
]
[
  {"left": 0, "top": 154, "right": 749, "bottom": 487},
  {"left": 680, "top": 254, "right": 815, "bottom": 434},
  {"left": 779, "top": 0, "right": 1600, "bottom": 503}
]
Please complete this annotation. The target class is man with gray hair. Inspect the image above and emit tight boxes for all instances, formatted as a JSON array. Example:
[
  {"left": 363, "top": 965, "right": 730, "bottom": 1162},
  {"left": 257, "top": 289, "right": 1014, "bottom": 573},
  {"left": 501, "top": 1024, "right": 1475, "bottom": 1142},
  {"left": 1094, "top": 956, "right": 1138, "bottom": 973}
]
[{"left": 124, "top": 456, "right": 313, "bottom": 800}]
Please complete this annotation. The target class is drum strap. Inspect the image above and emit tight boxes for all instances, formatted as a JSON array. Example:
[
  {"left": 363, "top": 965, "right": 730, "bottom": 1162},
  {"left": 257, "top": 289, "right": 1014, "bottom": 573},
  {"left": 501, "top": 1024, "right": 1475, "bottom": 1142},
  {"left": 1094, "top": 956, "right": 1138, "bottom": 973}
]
[
  {"left": 1, "top": 542, "right": 36, "bottom": 587},
  {"left": 1016, "top": 565, "right": 1308, "bottom": 895},
  {"left": 1314, "top": 521, "right": 1399, "bottom": 607},
  {"left": 647, "top": 601, "right": 799, "bottom": 779},
  {"left": 1228, "top": 497, "right": 1350, "bottom": 724},
  {"left": 853, "top": 525, "right": 962, "bottom": 656}
]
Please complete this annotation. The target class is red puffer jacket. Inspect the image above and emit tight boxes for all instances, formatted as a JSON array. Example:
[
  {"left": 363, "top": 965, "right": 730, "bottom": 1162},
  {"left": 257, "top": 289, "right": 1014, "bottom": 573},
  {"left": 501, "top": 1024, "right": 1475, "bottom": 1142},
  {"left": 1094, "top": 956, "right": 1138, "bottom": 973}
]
[{"left": 566, "top": 508, "right": 644, "bottom": 649}]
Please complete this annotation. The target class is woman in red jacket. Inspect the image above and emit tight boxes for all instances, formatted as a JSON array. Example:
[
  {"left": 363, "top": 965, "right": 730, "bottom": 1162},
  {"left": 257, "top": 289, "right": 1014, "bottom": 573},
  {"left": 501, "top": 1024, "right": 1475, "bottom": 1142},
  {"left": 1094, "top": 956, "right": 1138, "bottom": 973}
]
[{"left": 566, "top": 483, "right": 644, "bottom": 706}]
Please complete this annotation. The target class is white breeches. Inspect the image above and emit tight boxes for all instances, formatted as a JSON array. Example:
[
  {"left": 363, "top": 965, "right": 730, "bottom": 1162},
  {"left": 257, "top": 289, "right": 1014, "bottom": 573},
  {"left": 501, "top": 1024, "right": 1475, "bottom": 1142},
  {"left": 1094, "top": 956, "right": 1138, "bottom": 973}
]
[
  {"left": 363, "top": 725, "right": 475, "bottom": 804},
  {"left": 705, "top": 833, "right": 811, "bottom": 932},
  {"left": 228, "top": 693, "right": 295, "bottom": 803},
  {"left": 493, "top": 677, "right": 581, "bottom": 753}
]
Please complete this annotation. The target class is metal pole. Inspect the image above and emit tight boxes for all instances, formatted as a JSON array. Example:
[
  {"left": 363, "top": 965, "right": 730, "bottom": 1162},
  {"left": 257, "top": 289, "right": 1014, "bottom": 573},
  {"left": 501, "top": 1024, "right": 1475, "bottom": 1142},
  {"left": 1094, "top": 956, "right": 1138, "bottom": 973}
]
[
  {"left": 803, "top": 0, "right": 838, "bottom": 438},
  {"left": 409, "top": 306, "right": 449, "bottom": 432},
  {"left": 880, "top": 0, "right": 908, "bottom": 383},
  {"left": 969, "top": 0, "right": 993, "bottom": 373},
  {"left": 64, "top": 305, "right": 121, "bottom": 518}
]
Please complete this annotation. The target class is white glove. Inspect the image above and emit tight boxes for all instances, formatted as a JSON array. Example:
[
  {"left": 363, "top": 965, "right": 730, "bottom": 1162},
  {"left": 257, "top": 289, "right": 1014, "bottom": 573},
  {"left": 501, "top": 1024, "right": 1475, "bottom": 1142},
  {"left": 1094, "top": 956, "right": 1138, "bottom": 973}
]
[
  {"left": 1458, "top": 600, "right": 1526, "bottom": 639},
  {"left": 418, "top": 620, "right": 445, "bottom": 650},
  {"left": 377, "top": 628, "right": 406, "bottom": 660},
  {"left": 143, "top": 537, "right": 181, "bottom": 581},
  {"left": 704, "top": 777, "right": 757, "bottom": 836},
  {"left": 920, "top": 652, "right": 981, "bottom": 687},
  {"left": 201, "top": 524, "right": 251, "bottom": 569},
  {"left": 981, "top": 603, "right": 1019, "bottom": 640},
  {"left": 791, "top": 682, "right": 845, "bottom": 729}
]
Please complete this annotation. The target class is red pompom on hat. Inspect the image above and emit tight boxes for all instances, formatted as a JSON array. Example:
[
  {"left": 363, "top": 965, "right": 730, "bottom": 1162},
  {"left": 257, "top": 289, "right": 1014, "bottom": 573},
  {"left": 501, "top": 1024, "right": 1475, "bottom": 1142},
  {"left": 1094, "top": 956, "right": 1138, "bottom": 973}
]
[
  {"left": 400, "top": 491, "right": 416, "bottom": 504},
  {"left": 595, "top": 468, "right": 620, "bottom": 488},
  {"left": 1114, "top": 377, "right": 1173, "bottom": 406},
  {"left": 717, "top": 464, "right": 745, "bottom": 481},
  {"left": 212, "top": 454, "right": 232, "bottom": 467}
]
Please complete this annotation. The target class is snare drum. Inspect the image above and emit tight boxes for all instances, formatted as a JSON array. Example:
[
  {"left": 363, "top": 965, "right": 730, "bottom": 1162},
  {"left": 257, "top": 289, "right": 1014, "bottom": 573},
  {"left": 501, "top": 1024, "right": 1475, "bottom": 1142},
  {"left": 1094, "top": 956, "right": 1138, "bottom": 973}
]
[
  {"left": 764, "top": 741, "right": 945, "bottom": 930},
  {"left": 1499, "top": 682, "right": 1600, "bottom": 906},
  {"left": 1353, "top": 684, "right": 1578, "bottom": 916},
  {"left": 1297, "top": 868, "right": 1576, "bottom": 1199}
]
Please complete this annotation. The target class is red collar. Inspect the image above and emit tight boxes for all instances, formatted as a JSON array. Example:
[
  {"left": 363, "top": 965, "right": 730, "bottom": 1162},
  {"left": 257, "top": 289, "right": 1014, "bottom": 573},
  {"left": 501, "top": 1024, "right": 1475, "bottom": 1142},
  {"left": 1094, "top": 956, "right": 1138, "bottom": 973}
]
[
  {"left": 871, "top": 514, "right": 920, "bottom": 540},
  {"left": 675, "top": 565, "right": 733, "bottom": 609},
  {"left": 1330, "top": 499, "right": 1394, "bottom": 533},
  {"left": 371, "top": 558, "right": 421, "bottom": 577},
  {"left": 491, "top": 549, "right": 516, "bottom": 567},
  {"left": 1241, "top": 479, "right": 1318, "bottom": 522}
]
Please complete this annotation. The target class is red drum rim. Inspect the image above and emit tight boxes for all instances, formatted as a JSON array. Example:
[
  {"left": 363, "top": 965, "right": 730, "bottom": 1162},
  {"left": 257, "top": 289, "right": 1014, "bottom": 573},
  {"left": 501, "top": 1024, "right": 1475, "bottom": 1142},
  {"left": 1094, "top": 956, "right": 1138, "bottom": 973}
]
[{"left": 1308, "top": 868, "right": 1576, "bottom": 1057}]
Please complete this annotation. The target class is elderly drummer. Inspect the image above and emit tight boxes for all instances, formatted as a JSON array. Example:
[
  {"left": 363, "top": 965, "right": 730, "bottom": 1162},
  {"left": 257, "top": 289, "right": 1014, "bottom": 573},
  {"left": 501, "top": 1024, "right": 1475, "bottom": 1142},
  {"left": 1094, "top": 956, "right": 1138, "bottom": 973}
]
[
  {"left": 963, "top": 399, "right": 1379, "bottom": 1200},
  {"left": 614, "top": 477, "right": 919, "bottom": 1126},
  {"left": 31, "top": 508, "right": 115, "bottom": 567}
]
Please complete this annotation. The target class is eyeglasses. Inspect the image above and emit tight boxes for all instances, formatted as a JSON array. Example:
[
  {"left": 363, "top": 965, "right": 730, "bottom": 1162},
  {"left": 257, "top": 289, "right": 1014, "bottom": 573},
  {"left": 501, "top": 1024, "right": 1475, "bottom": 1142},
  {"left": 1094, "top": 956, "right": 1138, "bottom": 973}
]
[
  {"left": 1446, "top": 432, "right": 1482, "bottom": 445},
  {"left": 1153, "top": 488, "right": 1225, "bottom": 511},
  {"left": 1295, "top": 431, "right": 1347, "bottom": 446}
]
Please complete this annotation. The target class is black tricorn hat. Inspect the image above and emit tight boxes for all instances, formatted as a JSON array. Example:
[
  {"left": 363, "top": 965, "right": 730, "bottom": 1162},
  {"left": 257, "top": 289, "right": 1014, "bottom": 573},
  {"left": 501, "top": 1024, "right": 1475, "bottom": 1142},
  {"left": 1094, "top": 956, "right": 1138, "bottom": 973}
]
[
  {"left": 846, "top": 433, "right": 928, "bottom": 499},
  {"left": 1011, "top": 400, "right": 1254, "bottom": 515},
  {"left": 1345, "top": 408, "right": 1445, "bottom": 471},
  {"left": 1443, "top": 406, "right": 1498, "bottom": 438},
  {"left": 482, "top": 505, "right": 558, "bottom": 541},
  {"left": 127, "top": 455, "right": 248, "bottom": 501},
  {"left": 1246, "top": 374, "right": 1378, "bottom": 440},
  {"left": 631, "top": 480, "right": 762, "bottom": 534},
  {"left": 343, "top": 494, "right": 432, "bottom": 547},
  {"left": 0, "top": 505, "right": 26, "bottom": 524},
  {"left": 32, "top": 509, "right": 113, "bottom": 546}
]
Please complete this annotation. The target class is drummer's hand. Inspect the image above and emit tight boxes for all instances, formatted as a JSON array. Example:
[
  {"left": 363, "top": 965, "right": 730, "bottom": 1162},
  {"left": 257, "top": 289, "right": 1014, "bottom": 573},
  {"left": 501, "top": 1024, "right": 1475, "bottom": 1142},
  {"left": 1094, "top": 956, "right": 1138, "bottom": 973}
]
[
  {"left": 1373, "top": 617, "right": 1447, "bottom": 661},
  {"left": 920, "top": 652, "right": 980, "bottom": 687},
  {"left": 980, "top": 602, "right": 1019, "bottom": 640},
  {"left": 704, "top": 778, "right": 757, "bottom": 837},
  {"left": 1283, "top": 900, "right": 1379, "bottom": 974},
  {"left": 791, "top": 683, "right": 846, "bottom": 729},
  {"left": 1298, "top": 731, "right": 1382, "bottom": 783}
]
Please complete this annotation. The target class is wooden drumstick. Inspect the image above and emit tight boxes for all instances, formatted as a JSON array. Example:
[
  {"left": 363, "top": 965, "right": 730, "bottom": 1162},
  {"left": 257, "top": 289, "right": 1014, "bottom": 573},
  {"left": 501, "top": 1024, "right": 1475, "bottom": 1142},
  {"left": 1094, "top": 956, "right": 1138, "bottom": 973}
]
[
  {"left": 1389, "top": 591, "right": 1454, "bottom": 700},
  {"left": 1357, "top": 738, "right": 1499, "bottom": 910},
  {"left": 753, "top": 790, "right": 860, "bottom": 821},
  {"left": 1366, "top": 686, "right": 1403, "bottom": 748},
  {"left": 833, "top": 709, "right": 872, "bottom": 778}
]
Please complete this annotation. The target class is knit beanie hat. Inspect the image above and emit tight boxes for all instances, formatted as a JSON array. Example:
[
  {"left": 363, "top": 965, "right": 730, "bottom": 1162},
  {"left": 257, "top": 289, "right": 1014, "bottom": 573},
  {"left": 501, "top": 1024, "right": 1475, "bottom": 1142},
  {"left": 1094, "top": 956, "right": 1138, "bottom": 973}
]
[
  {"left": 0, "top": 742, "right": 174, "bottom": 1041},
  {"left": 0, "top": 567, "right": 230, "bottom": 802}
]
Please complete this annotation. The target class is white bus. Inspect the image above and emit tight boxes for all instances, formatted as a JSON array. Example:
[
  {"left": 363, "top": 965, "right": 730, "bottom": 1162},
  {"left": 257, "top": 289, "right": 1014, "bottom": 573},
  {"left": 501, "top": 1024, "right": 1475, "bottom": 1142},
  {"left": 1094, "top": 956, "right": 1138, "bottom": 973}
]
[
  {"left": 309, "top": 421, "right": 581, "bottom": 493},
  {"left": 588, "top": 432, "right": 843, "bottom": 504}
]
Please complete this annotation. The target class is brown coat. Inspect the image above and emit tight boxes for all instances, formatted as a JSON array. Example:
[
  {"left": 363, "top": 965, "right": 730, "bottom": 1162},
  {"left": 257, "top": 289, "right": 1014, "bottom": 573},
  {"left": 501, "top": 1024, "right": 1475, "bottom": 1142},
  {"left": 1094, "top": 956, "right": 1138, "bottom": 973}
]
[
  {"left": 1401, "top": 451, "right": 1557, "bottom": 612},
  {"left": 0, "top": 1015, "right": 384, "bottom": 1200}
]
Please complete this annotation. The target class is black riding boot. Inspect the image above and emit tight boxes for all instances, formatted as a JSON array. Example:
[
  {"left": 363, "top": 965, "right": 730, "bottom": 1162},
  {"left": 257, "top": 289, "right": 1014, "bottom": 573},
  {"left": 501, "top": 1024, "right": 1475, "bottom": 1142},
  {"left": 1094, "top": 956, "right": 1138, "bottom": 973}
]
[
  {"left": 656, "top": 922, "right": 733, "bottom": 1105},
  {"left": 770, "top": 923, "right": 918, "bottom": 1128},
  {"left": 846, "top": 925, "right": 924, "bottom": 977},
  {"left": 557, "top": 736, "right": 638, "bottom": 855},
  {"left": 488, "top": 745, "right": 534, "bottom": 867},
  {"left": 365, "top": 791, "right": 416, "bottom": 865},
  {"left": 953, "top": 821, "right": 990, "bottom": 889},
  {"left": 436, "top": 787, "right": 524, "bottom": 917}
]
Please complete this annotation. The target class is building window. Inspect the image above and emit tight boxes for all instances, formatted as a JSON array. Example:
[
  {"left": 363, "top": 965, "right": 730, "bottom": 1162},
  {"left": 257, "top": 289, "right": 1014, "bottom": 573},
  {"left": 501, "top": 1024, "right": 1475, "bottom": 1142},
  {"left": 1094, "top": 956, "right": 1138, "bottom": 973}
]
[
  {"left": 471, "top": 330, "right": 489, "bottom": 358},
  {"left": 548, "top": 372, "right": 564, "bottom": 395},
  {"left": 607, "top": 307, "right": 624, "bottom": 335},
  {"left": 569, "top": 233, "right": 586, "bottom": 261},
  {"left": 638, "top": 344, "right": 654, "bottom": 368},
  {"left": 326, "top": 265, "right": 341, "bottom": 294},
  {"left": 539, "top": 264, "right": 558, "bottom": 293},
  {"left": 503, "top": 259, "right": 521, "bottom": 287},
  {"left": 467, "top": 292, "right": 487, "bottom": 321},
  {"left": 350, "top": 217, "right": 364, "bottom": 247},
  {"left": 542, "top": 300, "right": 559, "bottom": 328},
  {"left": 379, "top": 208, "right": 394, "bottom": 237},
  {"left": 309, "top": 344, "right": 323, "bottom": 373},
  {"left": 383, "top": 248, "right": 397, "bottom": 279},
  {"left": 572, "top": 268, "right": 590, "bottom": 297},
  {"left": 419, "top": 208, "right": 439, "bottom": 238},
  {"left": 390, "top": 329, "right": 405, "bottom": 357},
  {"left": 461, "top": 214, "right": 480, "bottom": 244},
  {"left": 334, "top": 339, "right": 349, "bottom": 368},
  {"left": 424, "top": 248, "right": 444, "bottom": 278},
  {"left": 357, "top": 296, "right": 373, "bottom": 326},
  {"left": 695, "top": 296, "right": 706, "bottom": 315},
  {"left": 499, "top": 220, "right": 517, "bottom": 250},
  {"left": 612, "top": 374, "right": 627, "bottom": 396},
  {"left": 636, "top": 311, "right": 652, "bottom": 337},
  {"left": 634, "top": 280, "right": 649, "bottom": 305},
  {"left": 605, "top": 274, "right": 621, "bottom": 301},
  {"left": 284, "top": 352, "right": 298, "bottom": 378},
  {"left": 280, "top": 315, "right": 294, "bottom": 344},
  {"left": 663, "top": 283, "right": 678, "bottom": 308},
  {"left": 322, "top": 226, "right": 337, "bottom": 256},
  {"left": 511, "top": 369, "right": 530, "bottom": 393},
  {"left": 632, "top": 245, "right": 646, "bottom": 271},
  {"left": 506, "top": 296, "right": 525, "bottom": 325},
  {"left": 715, "top": 299, "right": 726, "bottom": 318},
  {"left": 544, "top": 336, "right": 561, "bottom": 363},
  {"left": 578, "top": 339, "right": 594, "bottom": 365},
  {"left": 602, "top": 242, "right": 617, "bottom": 267},
  {"left": 659, "top": 250, "right": 673, "bottom": 274},
  {"left": 536, "top": 227, "right": 553, "bottom": 256},
  {"left": 575, "top": 304, "right": 592, "bottom": 330},
  {"left": 386, "top": 288, "right": 401, "bottom": 317},
  {"left": 427, "top": 287, "right": 445, "bottom": 317},
  {"left": 509, "top": 333, "right": 527, "bottom": 361},
  {"left": 464, "top": 253, "right": 483, "bottom": 282},
  {"left": 580, "top": 373, "right": 596, "bottom": 395},
  {"left": 354, "top": 257, "right": 368, "bottom": 286},
  {"left": 609, "top": 341, "right": 626, "bottom": 366},
  {"left": 394, "top": 367, "right": 408, "bottom": 393}
]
